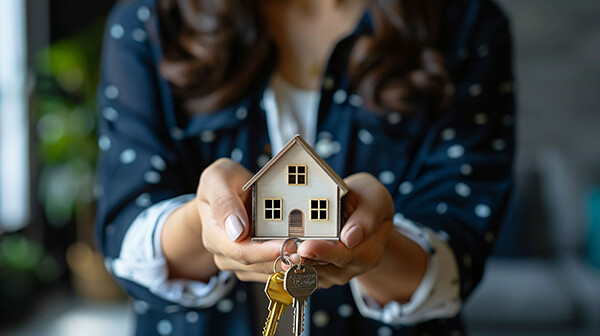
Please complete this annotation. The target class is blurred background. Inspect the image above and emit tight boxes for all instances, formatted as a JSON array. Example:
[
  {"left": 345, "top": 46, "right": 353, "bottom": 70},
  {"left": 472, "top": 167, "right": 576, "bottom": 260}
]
[{"left": 0, "top": 0, "right": 598, "bottom": 335}]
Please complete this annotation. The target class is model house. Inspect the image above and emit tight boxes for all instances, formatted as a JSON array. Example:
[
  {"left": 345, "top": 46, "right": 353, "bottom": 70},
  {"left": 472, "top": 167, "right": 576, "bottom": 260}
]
[{"left": 243, "top": 135, "right": 348, "bottom": 240}]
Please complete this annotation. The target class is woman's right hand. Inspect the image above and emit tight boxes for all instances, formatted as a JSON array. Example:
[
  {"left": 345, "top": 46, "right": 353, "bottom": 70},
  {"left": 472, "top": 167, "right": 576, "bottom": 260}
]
[{"left": 161, "top": 158, "right": 288, "bottom": 283}]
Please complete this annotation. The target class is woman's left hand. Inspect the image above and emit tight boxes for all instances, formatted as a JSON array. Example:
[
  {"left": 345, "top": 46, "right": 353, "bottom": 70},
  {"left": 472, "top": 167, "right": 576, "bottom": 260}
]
[{"left": 297, "top": 173, "right": 395, "bottom": 289}]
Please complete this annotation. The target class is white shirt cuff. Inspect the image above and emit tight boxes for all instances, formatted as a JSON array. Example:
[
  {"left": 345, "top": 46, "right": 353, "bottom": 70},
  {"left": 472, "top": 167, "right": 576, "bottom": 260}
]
[
  {"left": 111, "top": 194, "right": 237, "bottom": 308},
  {"left": 349, "top": 213, "right": 461, "bottom": 326}
]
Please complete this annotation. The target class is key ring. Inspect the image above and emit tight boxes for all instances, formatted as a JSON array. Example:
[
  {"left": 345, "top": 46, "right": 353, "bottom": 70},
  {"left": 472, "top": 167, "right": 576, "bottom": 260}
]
[
  {"left": 280, "top": 237, "right": 306, "bottom": 269},
  {"left": 272, "top": 255, "right": 293, "bottom": 274}
]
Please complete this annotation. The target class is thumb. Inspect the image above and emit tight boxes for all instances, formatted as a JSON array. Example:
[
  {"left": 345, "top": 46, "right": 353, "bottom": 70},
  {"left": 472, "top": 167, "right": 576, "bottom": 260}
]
[{"left": 199, "top": 158, "right": 253, "bottom": 241}]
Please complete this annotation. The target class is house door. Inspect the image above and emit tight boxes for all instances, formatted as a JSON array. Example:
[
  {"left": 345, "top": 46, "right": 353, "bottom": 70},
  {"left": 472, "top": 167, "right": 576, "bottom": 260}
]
[{"left": 288, "top": 209, "right": 304, "bottom": 237}]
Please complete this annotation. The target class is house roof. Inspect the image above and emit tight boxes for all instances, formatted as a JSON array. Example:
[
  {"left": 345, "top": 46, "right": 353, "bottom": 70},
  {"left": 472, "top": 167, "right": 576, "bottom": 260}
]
[{"left": 242, "top": 135, "right": 349, "bottom": 194}]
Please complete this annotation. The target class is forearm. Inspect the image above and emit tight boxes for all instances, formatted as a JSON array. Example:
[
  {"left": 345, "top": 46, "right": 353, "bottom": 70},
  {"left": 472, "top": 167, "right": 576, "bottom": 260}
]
[
  {"left": 357, "top": 231, "right": 428, "bottom": 305},
  {"left": 161, "top": 199, "right": 218, "bottom": 282}
]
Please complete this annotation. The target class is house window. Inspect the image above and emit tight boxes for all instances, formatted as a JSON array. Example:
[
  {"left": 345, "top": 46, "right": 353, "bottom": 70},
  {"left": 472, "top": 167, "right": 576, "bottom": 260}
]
[
  {"left": 288, "top": 165, "right": 307, "bottom": 185},
  {"left": 310, "top": 199, "right": 328, "bottom": 221},
  {"left": 264, "top": 198, "right": 282, "bottom": 220}
]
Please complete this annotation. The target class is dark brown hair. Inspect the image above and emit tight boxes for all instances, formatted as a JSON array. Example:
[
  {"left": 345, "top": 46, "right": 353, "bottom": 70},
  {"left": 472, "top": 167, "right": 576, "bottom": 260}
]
[{"left": 158, "top": 0, "right": 450, "bottom": 115}]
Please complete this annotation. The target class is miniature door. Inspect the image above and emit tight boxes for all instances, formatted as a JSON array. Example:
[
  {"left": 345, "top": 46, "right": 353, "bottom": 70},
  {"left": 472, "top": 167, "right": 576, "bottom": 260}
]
[{"left": 243, "top": 135, "right": 348, "bottom": 241}]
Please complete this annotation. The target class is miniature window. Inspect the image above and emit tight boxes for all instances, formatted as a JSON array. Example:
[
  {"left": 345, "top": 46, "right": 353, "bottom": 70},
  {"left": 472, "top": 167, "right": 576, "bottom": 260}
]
[
  {"left": 310, "top": 199, "right": 328, "bottom": 221},
  {"left": 264, "top": 198, "right": 282, "bottom": 220},
  {"left": 288, "top": 165, "right": 307, "bottom": 185}
]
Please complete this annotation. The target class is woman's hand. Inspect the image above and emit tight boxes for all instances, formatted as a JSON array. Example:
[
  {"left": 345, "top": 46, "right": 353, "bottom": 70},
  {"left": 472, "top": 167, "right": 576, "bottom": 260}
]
[
  {"left": 161, "top": 158, "right": 292, "bottom": 283},
  {"left": 297, "top": 173, "right": 428, "bottom": 305},
  {"left": 297, "top": 173, "right": 395, "bottom": 288}
]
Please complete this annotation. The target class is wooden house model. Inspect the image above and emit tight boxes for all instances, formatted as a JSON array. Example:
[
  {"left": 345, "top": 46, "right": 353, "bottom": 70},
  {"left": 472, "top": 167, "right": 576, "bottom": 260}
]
[{"left": 243, "top": 135, "right": 348, "bottom": 240}]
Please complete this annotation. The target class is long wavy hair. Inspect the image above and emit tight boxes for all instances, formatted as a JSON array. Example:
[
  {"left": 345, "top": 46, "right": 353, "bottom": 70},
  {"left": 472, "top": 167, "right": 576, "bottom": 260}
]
[{"left": 158, "top": 0, "right": 450, "bottom": 115}]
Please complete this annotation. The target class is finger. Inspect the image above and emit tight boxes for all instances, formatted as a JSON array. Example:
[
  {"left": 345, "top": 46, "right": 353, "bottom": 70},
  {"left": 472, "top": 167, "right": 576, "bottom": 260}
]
[
  {"left": 214, "top": 255, "right": 277, "bottom": 274},
  {"left": 199, "top": 158, "right": 253, "bottom": 241},
  {"left": 339, "top": 173, "right": 394, "bottom": 249},
  {"left": 234, "top": 271, "right": 270, "bottom": 283}
]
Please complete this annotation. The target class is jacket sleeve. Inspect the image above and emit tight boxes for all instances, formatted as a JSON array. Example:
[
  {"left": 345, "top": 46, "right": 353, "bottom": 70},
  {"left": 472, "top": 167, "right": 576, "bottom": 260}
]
[
  {"left": 94, "top": 1, "right": 206, "bottom": 308},
  {"left": 395, "top": 3, "right": 516, "bottom": 303}
]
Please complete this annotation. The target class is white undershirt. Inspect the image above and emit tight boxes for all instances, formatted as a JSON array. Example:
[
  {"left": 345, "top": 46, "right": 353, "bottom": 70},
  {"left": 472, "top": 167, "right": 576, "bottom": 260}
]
[{"left": 110, "top": 74, "right": 461, "bottom": 329}]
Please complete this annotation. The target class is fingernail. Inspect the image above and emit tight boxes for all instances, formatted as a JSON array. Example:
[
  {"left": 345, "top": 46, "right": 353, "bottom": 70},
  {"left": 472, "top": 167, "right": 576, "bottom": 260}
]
[
  {"left": 342, "top": 224, "right": 363, "bottom": 249},
  {"left": 300, "top": 253, "right": 316, "bottom": 260},
  {"left": 225, "top": 215, "right": 244, "bottom": 241}
]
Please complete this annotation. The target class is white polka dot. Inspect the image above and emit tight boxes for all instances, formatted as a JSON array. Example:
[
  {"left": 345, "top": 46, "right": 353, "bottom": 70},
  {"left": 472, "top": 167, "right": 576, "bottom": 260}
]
[
  {"left": 333, "top": 89, "right": 347, "bottom": 104},
  {"left": 378, "top": 170, "right": 395, "bottom": 185},
  {"left": 458, "top": 48, "right": 469, "bottom": 60},
  {"left": 492, "top": 139, "right": 506, "bottom": 151},
  {"left": 463, "top": 254, "right": 472, "bottom": 267},
  {"left": 257, "top": 154, "right": 270, "bottom": 167},
  {"left": 386, "top": 112, "right": 402, "bottom": 125},
  {"left": 469, "top": 84, "right": 482, "bottom": 97},
  {"left": 235, "top": 106, "right": 248, "bottom": 120},
  {"left": 447, "top": 144, "right": 465, "bottom": 159},
  {"left": 337, "top": 304, "right": 353, "bottom": 318},
  {"left": 455, "top": 183, "right": 471, "bottom": 197},
  {"left": 120, "top": 148, "right": 137, "bottom": 164},
  {"left": 475, "top": 204, "right": 491, "bottom": 218},
  {"left": 318, "top": 131, "right": 333, "bottom": 139},
  {"left": 150, "top": 155, "right": 166, "bottom": 171},
  {"left": 110, "top": 24, "right": 124, "bottom": 39},
  {"left": 460, "top": 163, "right": 472, "bottom": 176},
  {"left": 315, "top": 138, "right": 340, "bottom": 159},
  {"left": 185, "top": 311, "right": 199, "bottom": 323},
  {"left": 358, "top": 129, "right": 374, "bottom": 145},
  {"left": 231, "top": 148, "right": 243, "bottom": 162},
  {"left": 102, "top": 107, "right": 119, "bottom": 121},
  {"left": 503, "top": 114, "right": 514, "bottom": 127},
  {"left": 477, "top": 44, "right": 490, "bottom": 57},
  {"left": 164, "top": 305, "right": 180, "bottom": 314},
  {"left": 136, "top": 193, "right": 151, "bottom": 207},
  {"left": 131, "top": 28, "right": 147, "bottom": 42},
  {"left": 312, "top": 310, "right": 329, "bottom": 327},
  {"left": 348, "top": 94, "right": 363, "bottom": 107},
  {"left": 133, "top": 300, "right": 149, "bottom": 314},
  {"left": 393, "top": 212, "right": 405, "bottom": 226},
  {"left": 437, "top": 230, "right": 450, "bottom": 242},
  {"left": 474, "top": 113, "right": 488, "bottom": 125},
  {"left": 485, "top": 231, "right": 495, "bottom": 244},
  {"left": 156, "top": 319, "right": 173, "bottom": 335},
  {"left": 451, "top": 330, "right": 463, "bottom": 336},
  {"left": 104, "top": 85, "right": 119, "bottom": 100},
  {"left": 98, "top": 135, "right": 111, "bottom": 151},
  {"left": 377, "top": 326, "right": 393, "bottom": 336},
  {"left": 144, "top": 171, "right": 161, "bottom": 184},
  {"left": 137, "top": 6, "right": 151, "bottom": 22},
  {"left": 323, "top": 75, "right": 335, "bottom": 90},
  {"left": 399, "top": 181, "right": 413, "bottom": 195},
  {"left": 441, "top": 128, "right": 456, "bottom": 141},
  {"left": 200, "top": 130, "right": 216, "bottom": 143},
  {"left": 436, "top": 202, "right": 448, "bottom": 214},
  {"left": 499, "top": 81, "right": 514, "bottom": 94},
  {"left": 216, "top": 299, "right": 234, "bottom": 313},
  {"left": 236, "top": 290, "right": 247, "bottom": 302},
  {"left": 170, "top": 127, "right": 185, "bottom": 140}
]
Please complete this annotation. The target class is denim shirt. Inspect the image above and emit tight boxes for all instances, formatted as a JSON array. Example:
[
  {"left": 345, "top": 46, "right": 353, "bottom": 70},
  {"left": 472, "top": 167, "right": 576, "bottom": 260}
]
[{"left": 95, "top": 0, "right": 515, "bottom": 334}]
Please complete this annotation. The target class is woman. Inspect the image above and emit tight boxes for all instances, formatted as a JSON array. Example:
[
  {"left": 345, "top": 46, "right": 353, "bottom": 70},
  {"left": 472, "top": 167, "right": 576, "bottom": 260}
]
[{"left": 95, "top": 0, "right": 515, "bottom": 335}]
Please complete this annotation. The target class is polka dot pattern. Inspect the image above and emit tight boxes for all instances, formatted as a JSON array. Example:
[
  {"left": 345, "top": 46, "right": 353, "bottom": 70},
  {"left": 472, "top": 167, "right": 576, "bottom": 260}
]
[
  {"left": 185, "top": 311, "right": 199, "bottom": 323},
  {"left": 455, "top": 183, "right": 471, "bottom": 197},
  {"left": 131, "top": 28, "right": 147, "bottom": 42},
  {"left": 231, "top": 148, "right": 243, "bottom": 162},
  {"left": 156, "top": 319, "right": 173, "bottom": 335},
  {"left": 102, "top": 107, "right": 119, "bottom": 121},
  {"left": 110, "top": 24, "right": 124, "bottom": 39},
  {"left": 474, "top": 113, "right": 488, "bottom": 125},
  {"left": 447, "top": 144, "right": 465, "bottom": 159},
  {"left": 136, "top": 193, "right": 151, "bottom": 207},
  {"left": 170, "top": 127, "right": 184, "bottom": 140},
  {"left": 348, "top": 94, "right": 363, "bottom": 107},
  {"left": 386, "top": 112, "right": 402, "bottom": 125},
  {"left": 144, "top": 171, "right": 161, "bottom": 184},
  {"left": 399, "top": 181, "right": 413, "bottom": 195},
  {"left": 358, "top": 129, "right": 374, "bottom": 145},
  {"left": 235, "top": 106, "right": 248, "bottom": 120},
  {"left": 98, "top": 135, "right": 111, "bottom": 151},
  {"left": 378, "top": 170, "right": 395, "bottom": 185},
  {"left": 441, "top": 128, "right": 456, "bottom": 141},
  {"left": 323, "top": 75, "right": 335, "bottom": 90},
  {"left": 257, "top": 154, "right": 270, "bottom": 167},
  {"left": 378, "top": 326, "right": 393, "bottom": 336},
  {"left": 460, "top": 163, "right": 472, "bottom": 176},
  {"left": 333, "top": 89, "right": 347, "bottom": 104},
  {"left": 312, "top": 310, "right": 329, "bottom": 327},
  {"left": 337, "top": 303, "right": 354, "bottom": 318},
  {"left": 475, "top": 204, "right": 491, "bottom": 218},
  {"left": 150, "top": 155, "right": 166, "bottom": 171},
  {"left": 469, "top": 84, "right": 482, "bottom": 96},
  {"left": 200, "top": 130, "right": 216, "bottom": 143},
  {"left": 436, "top": 202, "right": 448, "bottom": 215},
  {"left": 133, "top": 300, "right": 149, "bottom": 314},
  {"left": 477, "top": 44, "right": 490, "bottom": 57},
  {"left": 492, "top": 139, "right": 506, "bottom": 151},
  {"left": 104, "top": 85, "right": 119, "bottom": 100},
  {"left": 137, "top": 6, "right": 151, "bottom": 22},
  {"left": 216, "top": 299, "right": 234, "bottom": 313},
  {"left": 120, "top": 148, "right": 137, "bottom": 164}
]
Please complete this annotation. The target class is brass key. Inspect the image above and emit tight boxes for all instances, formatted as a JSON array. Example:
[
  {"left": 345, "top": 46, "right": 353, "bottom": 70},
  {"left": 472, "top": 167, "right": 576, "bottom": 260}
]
[{"left": 263, "top": 271, "right": 294, "bottom": 336}]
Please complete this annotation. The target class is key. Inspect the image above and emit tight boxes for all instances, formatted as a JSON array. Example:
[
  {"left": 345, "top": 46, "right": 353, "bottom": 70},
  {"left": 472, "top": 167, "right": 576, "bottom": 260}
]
[
  {"left": 284, "top": 263, "right": 318, "bottom": 336},
  {"left": 263, "top": 272, "right": 294, "bottom": 336}
]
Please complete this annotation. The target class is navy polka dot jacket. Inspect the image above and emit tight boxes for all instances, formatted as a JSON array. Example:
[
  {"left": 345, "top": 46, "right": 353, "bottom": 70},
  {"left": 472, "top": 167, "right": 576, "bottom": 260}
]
[{"left": 95, "top": 0, "right": 516, "bottom": 334}]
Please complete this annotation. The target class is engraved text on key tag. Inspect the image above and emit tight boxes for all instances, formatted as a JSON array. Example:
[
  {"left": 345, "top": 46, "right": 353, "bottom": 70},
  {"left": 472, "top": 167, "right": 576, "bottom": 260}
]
[
  {"left": 284, "top": 264, "right": 318, "bottom": 336},
  {"left": 263, "top": 272, "right": 294, "bottom": 336}
]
